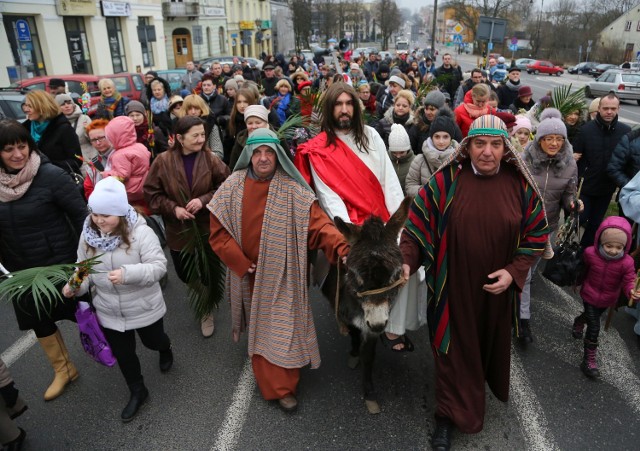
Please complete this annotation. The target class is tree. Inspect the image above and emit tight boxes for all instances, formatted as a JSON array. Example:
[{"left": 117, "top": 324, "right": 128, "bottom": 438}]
[
  {"left": 289, "top": 0, "right": 313, "bottom": 51},
  {"left": 377, "top": 0, "right": 402, "bottom": 51}
]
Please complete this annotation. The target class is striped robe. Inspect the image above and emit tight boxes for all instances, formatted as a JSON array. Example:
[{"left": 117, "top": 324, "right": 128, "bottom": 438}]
[{"left": 208, "top": 168, "right": 320, "bottom": 369}]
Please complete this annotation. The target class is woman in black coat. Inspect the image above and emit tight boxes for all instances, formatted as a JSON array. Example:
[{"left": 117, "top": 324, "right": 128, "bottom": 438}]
[
  {"left": 146, "top": 77, "right": 174, "bottom": 137},
  {"left": 22, "top": 90, "right": 82, "bottom": 174},
  {"left": 0, "top": 119, "right": 88, "bottom": 402}
]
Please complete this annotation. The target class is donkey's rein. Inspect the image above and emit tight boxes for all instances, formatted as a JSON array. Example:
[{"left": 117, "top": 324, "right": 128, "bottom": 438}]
[{"left": 356, "top": 276, "right": 407, "bottom": 297}]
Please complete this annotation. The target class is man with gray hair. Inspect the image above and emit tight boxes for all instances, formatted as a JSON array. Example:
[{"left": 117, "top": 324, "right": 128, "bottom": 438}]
[{"left": 181, "top": 61, "right": 203, "bottom": 94}]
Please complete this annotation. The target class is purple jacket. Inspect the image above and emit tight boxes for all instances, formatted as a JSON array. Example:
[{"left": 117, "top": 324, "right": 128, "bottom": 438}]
[{"left": 580, "top": 216, "right": 636, "bottom": 308}]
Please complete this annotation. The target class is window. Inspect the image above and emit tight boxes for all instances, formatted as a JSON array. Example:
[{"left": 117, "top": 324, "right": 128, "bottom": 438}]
[
  {"left": 106, "top": 17, "right": 127, "bottom": 73},
  {"left": 626, "top": 20, "right": 632, "bottom": 31},
  {"left": 64, "top": 17, "right": 92, "bottom": 74},
  {"left": 139, "top": 17, "right": 155, "bottom": 68}
]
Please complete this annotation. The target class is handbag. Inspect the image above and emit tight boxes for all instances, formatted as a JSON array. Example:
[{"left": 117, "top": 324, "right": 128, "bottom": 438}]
[
  {"left": 542, "top": 202, "right": 584, "bottom": 287},
  {"left": 75, "top": 301, "right": 117, "bottom": 367}
]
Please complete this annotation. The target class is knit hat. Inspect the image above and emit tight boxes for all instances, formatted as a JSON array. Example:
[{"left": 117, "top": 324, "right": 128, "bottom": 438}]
[
  {"left": 350, "top": 62, "right": 360, "bottom": 70},
  {"left": 225, "top": 79, "right": 239, "bottom": 91},
  {"left": 535, "top": 108, "right": 567, "bottom": 143},
  {"left": 589, "top": 97, "right": 600, "bottom": 114},
  {"left": 244, "top": 104, "right": 269, "bottom": 123},
  {"left": 423, "top": 90, "right": 446, "bottom": 108},
  {"left": 388, "top": 75, "right": 405, "bottom": 88},
  {"left": 498, "top": 56, "right": 506, "bottom": 64},
  {"left": 517, "top": 85, "right": 533, "bottom": 98},
  {"left": 125, "top": 100, "right": 146, "bottom": 116},
  {"left": 511, "top": 115, "right": 532, "bottom": 136},
  {"left": 168, "top": 95, "right": 184, "bottom": 111},
  {"left": 390, "top": 68, "right": 402, "bottom": 77},
  {"left": 379, "top": 64, "right": 390, "bottom": 74},
  {"left": 88, "top": 177, "right": 129, "bottom": 216},
  {"left": 388, "top": 124, "right": 412, "bottom": 152},
  {"left": 55, "top": 93, "right": 73, "bottom": 106},
  {"left": 429, "top": 110, "right": 457, "bottom": 139},
  {"left": 601, "top": 227, "right": 627, "bottom": 247}
]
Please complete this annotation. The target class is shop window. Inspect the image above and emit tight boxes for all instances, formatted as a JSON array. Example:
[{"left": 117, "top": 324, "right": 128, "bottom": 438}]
[{"left": 106, "top": 17, "right": 127, "bottom": 73}]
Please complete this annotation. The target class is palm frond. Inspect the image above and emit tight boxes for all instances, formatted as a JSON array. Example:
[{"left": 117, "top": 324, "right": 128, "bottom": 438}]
[
  {"left": 551, "top": 84, "right": 586, "bottom": 118},
  {"left": 276, "top": 113, "right": 308, "bottom": 142},
  {"left": 0, "top": 254, "right": 103, "bottom": 319}
]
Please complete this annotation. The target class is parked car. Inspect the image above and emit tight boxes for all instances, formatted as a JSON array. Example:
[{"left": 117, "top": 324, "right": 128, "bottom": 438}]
[
  {"left": 10, "top": 74, "right": 100, "bottom": 98},
  {"left": 526, "top": 60, "right": 564, "bottom": 76},
  {"left": 156, "top": 69, "right": 187, "bottom": 93},
  {"left": 353, "top": 47, "right": 370, "bottom": 57},
  {"left": 567, "top": 61, "right": 599, "bottom": 74},
  {"left": 243, "top": 57, "right": 263, "bottom": 70},
  {"left": 515, "top": 58, "right": 536, "bottom": 71},
  {"left": 589, "top": 63, "right": 618, "bottom": 77},
  {"left": 0, "top": 87, "right": 27, "bottom": 122},
  {"left": 99, "top": 73, "right": 144, "bottom": 101},
  {"left": 199, "top": 56, "right": 245, "bottom": 73},
  {"left": 585, "top": 69, "right": 640, "bottom": 105},
  {"left": 619, "top": 62, "right": 640, "bottom": 70}
]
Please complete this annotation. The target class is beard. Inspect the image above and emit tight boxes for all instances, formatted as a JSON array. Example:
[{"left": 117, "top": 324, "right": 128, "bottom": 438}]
[{"left": 334, "top": 115, "right": 352, "bottom": 130}]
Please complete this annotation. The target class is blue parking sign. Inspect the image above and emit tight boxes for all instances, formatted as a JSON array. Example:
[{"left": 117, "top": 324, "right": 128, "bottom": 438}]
[{"left": 16, "top": 20, "right": 31, "bottom": 42}]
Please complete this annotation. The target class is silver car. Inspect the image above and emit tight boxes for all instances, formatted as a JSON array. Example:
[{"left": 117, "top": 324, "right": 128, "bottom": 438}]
[{"left": 585, "top": 69, "right": 640, "bottom": 105}]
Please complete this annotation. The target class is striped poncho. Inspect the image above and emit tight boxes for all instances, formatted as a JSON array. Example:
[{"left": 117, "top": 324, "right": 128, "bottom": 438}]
[{"left": 404, "top": 162, "right": 549, "bottom": 354}]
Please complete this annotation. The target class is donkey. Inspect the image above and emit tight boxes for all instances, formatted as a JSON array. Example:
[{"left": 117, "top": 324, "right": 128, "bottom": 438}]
[{"left": 322, "top": 196, "right": 413, "bottom": 414}]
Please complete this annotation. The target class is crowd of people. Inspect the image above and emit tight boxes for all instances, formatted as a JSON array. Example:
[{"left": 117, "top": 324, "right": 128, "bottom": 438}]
[{"left": 2, "top": 47, "right": 640, "bottom": 451}]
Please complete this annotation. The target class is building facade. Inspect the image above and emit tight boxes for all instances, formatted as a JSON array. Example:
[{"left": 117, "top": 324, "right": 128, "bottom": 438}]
[
  {"left": 599, "top": 4, "right": 640, "bottom": 63},
  {"left": 0, "top": 0, "right": 168, "bottom": 86},
  {"left": 162, "top": 0, "right": 227, "bottom": 69},
  {"left": 224, "top": 0, "right": 272, "bottom": 58},
  {"left": 270, "top": 0, "right": 293, "bottom": 55}
]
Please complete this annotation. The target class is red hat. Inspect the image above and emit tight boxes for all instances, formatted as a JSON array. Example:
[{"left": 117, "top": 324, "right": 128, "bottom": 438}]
[
  {"left": 518, "top": 85, "right": 533, "bottom": 98},
  {"left": 297, "top": 80, "right": 312, "bottom": 91}
]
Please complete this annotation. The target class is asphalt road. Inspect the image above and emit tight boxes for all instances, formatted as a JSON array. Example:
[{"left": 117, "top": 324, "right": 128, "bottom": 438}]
[{"left": 2, "top": 249, "right": 640, "bottom": 450}]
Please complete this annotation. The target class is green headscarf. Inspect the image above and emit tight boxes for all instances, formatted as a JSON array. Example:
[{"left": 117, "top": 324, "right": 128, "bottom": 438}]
[{"left": 234, "top": 128, "right": 313, "bottom": 192}]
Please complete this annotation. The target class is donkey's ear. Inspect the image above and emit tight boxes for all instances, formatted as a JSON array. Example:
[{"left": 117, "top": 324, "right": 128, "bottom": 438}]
[
  {"left": 385, "top": 196, "right": 413, "bottom": 238},
  {"left": 334, "top": 216, "right": 361, "bottom": 243}
]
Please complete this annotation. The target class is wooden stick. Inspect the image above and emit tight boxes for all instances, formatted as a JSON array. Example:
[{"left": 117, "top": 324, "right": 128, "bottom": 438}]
[{"left": 604, "top": 306, "right": 615, "bottom": 331}]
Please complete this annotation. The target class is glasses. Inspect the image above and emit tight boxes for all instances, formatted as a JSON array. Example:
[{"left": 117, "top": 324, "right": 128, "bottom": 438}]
[
  {"left": 89, "top": 136, "right": 107, "bottom": 144},
  {"left": 541, "top": 136, "right": 565, "bottom": 144}
]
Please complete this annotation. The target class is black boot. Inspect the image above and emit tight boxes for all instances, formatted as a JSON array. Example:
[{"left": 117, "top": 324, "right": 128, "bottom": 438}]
[
  {"left": 3, "top": 427, "right": 26, "bottom": 451},
  {"left": 159, "top": 345, "right": 173, "bottom": 373},
  {"left": 121, "top": 382, "right": 149, "bottom": 422},
  {"left": 580, "top": 340, "right": 600, "bottom": 379},
  {"left": 431, "top": 417, "right": 453, "bottom": 451},
  {"left": 518, "top": 319, "right": 533, "bottom": 344},
  {"left": 572, "top": 314, "right": 585, "bottom": 339}
]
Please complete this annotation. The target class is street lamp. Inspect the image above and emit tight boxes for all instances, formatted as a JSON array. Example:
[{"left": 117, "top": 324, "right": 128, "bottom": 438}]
[{"left": 530, "top": 0, "right": 544, "bottom": 57}]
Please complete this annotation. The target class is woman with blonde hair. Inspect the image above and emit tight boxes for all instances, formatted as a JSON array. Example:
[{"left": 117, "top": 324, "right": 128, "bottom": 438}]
[
  {"left": 95, "top": 78, "right": 130, "bottom": 120},
  {"left": 22, "top": 90, "right": 82, "bottom": 174},
  {"left": 181, "top": 94, "right": 224, "bottom": 159},
  {"left": 266, "top": 79, "right": 300, "bottom": 127},
  {"left": 374, "top": 89, "right": 415, "bottom": 149}
]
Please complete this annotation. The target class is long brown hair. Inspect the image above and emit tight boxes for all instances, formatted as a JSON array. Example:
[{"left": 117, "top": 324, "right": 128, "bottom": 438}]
[
  {"left": 86, "top": 216, "right": 132, "bottom": 254},
  {"left": 320, "top": 82, "right": 369, "bottom": 151},
  {"left": 229, "top": 88, "right": 258, "bottom": 137}
]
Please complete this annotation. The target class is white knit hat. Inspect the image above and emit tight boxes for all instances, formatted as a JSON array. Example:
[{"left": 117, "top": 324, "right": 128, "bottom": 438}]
[
  {"left": 88, "top": 177, "right": 129, "bottom": 216},
  {"left": 388, "top": 75, "right": 406, "bottom": 88},
  {"left": 244, "top": 105, "right": 269, "bottom": 122},
  {"left": 388, "top": 124, "right": 411, "bottom": 152}
]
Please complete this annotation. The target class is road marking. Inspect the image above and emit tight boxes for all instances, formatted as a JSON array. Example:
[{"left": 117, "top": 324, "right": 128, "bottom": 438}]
[
  {"left": 511, "top": 351, "right": 559, "bottom": 450},
  {"left": 211, "top": 358, "right": 256, "bottom": 451},
  {"left": 1, "top": 331, "right": 36, "bottom": 368}
]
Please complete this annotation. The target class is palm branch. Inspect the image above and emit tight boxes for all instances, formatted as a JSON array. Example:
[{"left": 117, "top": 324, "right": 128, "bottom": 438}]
[
  {"left": 415, "top": 80, "right": 439, "bottom": 108},
  {"left": 178, "top": 198, "right": 226, "bottom": 321},
  {"left": 550, "top": 84, "right": 586, "bottom": 118},
  {"left": 0, "top": 255, "right": 103, "bottom": 319},
  {"left": 276, "top": 113, "right": 308, "bottom": 142}
]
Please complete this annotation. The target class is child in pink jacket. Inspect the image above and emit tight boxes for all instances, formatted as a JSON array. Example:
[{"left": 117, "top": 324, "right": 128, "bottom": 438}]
[{"left": 572, "top": 216, "right": 640, "bottom": 378}]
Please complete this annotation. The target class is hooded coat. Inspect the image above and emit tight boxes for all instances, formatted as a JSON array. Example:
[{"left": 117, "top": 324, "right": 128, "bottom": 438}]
[
  {"left": 374, "top": 106, "right": 415, "bottom": 149},
  {"left": 580, "top": 216, "right": 635, "bottom": 309},
  {"left": 405, "top": 136, "right": 458, "bottom": 198},
  {"left": 103, "top": 116, "right": 151, "bottom": 205},
  {"left": 523, "top": 139, "right": 577, "bottom": 230}
]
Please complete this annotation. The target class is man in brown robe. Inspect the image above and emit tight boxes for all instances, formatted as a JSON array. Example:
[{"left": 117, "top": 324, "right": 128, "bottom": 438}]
[
  {"left": 400, "top": 115, "right": 551, "bottom": 450},
  {"left": 207, "top": 128, "right": 349, "bottom": 412}
]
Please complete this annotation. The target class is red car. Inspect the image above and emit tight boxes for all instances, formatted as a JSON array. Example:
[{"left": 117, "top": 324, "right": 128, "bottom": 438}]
[{"left": 526, "top": 60, "right": 564, "bottom": 76}]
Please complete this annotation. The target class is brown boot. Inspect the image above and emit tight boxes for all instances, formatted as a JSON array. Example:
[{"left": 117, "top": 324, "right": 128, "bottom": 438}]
[{"left": 38, "top": 330, "right": 79, "bottom": 401}]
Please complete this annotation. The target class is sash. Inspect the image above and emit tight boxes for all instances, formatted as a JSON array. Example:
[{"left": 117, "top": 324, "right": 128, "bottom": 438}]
[{"left": 295, "top": 132, "right": 389, "bottom": 225}]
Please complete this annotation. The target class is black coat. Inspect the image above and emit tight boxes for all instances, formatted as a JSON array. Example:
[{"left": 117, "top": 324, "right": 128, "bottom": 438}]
[
  {"left": 23, "top": 114, "right": 82, "bottom": 174},
  {"left": 0, "top": 156, "right": 87, "bottom": 330},
  {"left": 608, "top": 126, "right": 640, "bottom": 188},
  {"left": 434, "top": 65, "right": 462, "bottom": 100},
  {"left": 200, "top": 92, "right": 232, "bottom": 124},
  {"left": 575, "top": 114, "right": 631, "bottom": 196}
]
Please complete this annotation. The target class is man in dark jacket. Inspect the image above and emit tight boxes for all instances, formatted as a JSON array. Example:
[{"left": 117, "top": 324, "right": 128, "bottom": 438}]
[
  {"left": 363, "top": 53, "right": 379, "bottom": 82},
  {"left": 496, "top": 67, "right": 522, "bottom": 110},
  {"left": 434, "top": 53, "right": 462, "bottom": 101},
  {"left": 575, "top": 92, "right": 631, "bottom": 247},
  {"left": 208, "top": 62, "right": 229, "bottom": 95},
  {"left": 608, "top": 127, "right": 640, "bottom": 191},
  {"left": 200, "top": 74, "right": 232, "bottom": 123},
  {"left": 261, "top": 63, "right": 279, "bottom": 96}
]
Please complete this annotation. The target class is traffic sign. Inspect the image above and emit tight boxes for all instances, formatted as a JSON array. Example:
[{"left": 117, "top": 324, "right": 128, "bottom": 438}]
[
  {"left": 488, "top": 42, "right": 494, "bottom": 51},
  {"left": 453, "top": 34, "right": 463, "bottom": 44},
  {"left": 509, "top": 43, "right": 518, "bottom": 52},
  {"left": 637, "top": 50, "right": 640, "bottom": 61},
  {"left": 511, "top": 36, "right": 518, "bottom": 45},
  {"left": 453, "top": 23, "right": 464, "bottom": 34},
  {"left": 16, "top": 20, "right": 31, "bottom": 42}
]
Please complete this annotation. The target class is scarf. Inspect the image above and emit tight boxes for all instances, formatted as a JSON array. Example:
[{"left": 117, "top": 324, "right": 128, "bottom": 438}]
[
  {"left": 463, "top": 102, "right": 489, "bottom": 119},
  {"left": 505, "top": 79, "right": 521, "bottom": 92},
  {"left": 30, "top": 120, "right": 50, "bottom": 143},
  {"left": 0, "top": 152, "right": 41, "bottom": 202},
  {"left": 598, "top": 245, "right": 624, "bottom": 261},
  {"left": 82, "top": 206, "right": 138, "bottom": 252},
  {"left": 65, "top": 105, "right": 82, "bottom": 127},
  {"left": 134, "top": 117, "right": 150, "bottom": 145},
  {"left": 150, "top": 96, "right": 169, "bottom": 114},
  {"left": 275, "top": 93, "right": 291, "bottom": 125},
  {"left": 101, "top": 92, "right": 122, "bottom": 112},
  {"left": 423, "top": 138, "right": 458, "bottom": 174}
]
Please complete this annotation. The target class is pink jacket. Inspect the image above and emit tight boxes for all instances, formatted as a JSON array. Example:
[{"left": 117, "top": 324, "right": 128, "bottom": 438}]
[
  {"left": 103, "top": 116, "right": 150, "bottom": 203},
  {"left": 580, "top": 216, "right": 636, "bottom": 308}
]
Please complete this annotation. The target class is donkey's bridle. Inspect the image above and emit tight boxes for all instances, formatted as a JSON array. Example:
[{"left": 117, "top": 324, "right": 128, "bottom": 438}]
[{"left": 356, "top": 276, "right": 407, "bottom": 298}]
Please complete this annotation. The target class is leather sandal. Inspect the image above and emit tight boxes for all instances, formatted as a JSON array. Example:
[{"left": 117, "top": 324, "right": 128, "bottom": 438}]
[{"left": 380, "top": 333, "right": 415, "bottom": 352}]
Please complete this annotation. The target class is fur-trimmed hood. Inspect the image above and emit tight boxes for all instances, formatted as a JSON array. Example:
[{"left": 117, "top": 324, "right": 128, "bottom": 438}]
[
  {"left": 523, "top": 139, "right": 574, "bottom": 176},
  {"left": 383, "top": 105, "right": 414, "bottom": 126}
]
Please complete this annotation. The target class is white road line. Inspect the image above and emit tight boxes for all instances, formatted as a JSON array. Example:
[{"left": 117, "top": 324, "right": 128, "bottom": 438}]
[
  {"left": 1, "top": 331, "right": 36, "bottom": 368},
  {"left": 511, "top": 351, "right": 559, "bottom": 451},
  {"left": 211, "top": 358, "right": 255, "bottom": 451}
]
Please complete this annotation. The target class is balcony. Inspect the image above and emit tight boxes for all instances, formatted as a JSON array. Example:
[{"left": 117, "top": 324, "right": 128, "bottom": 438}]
[{"left": 162, "top": 1, "right": 199, "bottom": 19}]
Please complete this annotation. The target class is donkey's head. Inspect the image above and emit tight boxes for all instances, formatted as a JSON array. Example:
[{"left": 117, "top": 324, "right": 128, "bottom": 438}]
[{"left": 335, "top": 197, "right": 412, "bottom": 334}]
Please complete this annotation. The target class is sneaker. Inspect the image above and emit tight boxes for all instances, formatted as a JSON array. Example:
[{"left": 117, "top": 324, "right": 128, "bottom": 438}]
[
  {"left": 278, "top": 394, "right": 298, "bottom": 412},
  {"left": 200, "top": 314, "right": 215, "bottom": 338}
]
